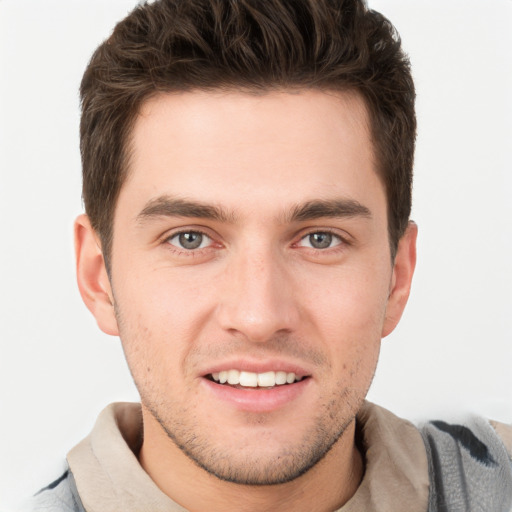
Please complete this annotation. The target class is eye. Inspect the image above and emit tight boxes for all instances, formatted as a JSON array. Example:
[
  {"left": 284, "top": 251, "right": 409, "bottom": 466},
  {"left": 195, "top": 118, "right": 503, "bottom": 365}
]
[
  {"left": 298, "top": 231, "right": 342, "bottom": 250},
  {"left": 167, "top": 231, "right": 212, "bottom": 250}
]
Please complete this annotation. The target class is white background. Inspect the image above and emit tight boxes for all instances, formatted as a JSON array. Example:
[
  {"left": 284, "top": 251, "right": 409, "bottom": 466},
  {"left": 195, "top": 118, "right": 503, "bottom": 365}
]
[{"left": 1, "top": 0, "right": 511, "bottom": 509}]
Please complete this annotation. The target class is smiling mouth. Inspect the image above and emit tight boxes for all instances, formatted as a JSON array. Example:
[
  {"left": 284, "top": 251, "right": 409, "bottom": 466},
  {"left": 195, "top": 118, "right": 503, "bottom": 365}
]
[{"left": 206, "top": 370, "right": 306, "bottom": 389}]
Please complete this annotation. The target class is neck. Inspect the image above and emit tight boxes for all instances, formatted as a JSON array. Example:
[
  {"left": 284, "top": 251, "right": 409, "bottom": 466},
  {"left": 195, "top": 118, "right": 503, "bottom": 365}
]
[{"left": 139, "top": 408, "right": 363, "bottom": 512}]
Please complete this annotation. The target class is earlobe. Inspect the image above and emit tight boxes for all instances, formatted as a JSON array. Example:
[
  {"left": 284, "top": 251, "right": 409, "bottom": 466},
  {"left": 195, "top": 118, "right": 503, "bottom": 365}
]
[
  {"left": 74, "top": 214, "right": 119, "bottom": 336},
  {"left": 381, "top": 221, "right": 418, "bottom": 338}
]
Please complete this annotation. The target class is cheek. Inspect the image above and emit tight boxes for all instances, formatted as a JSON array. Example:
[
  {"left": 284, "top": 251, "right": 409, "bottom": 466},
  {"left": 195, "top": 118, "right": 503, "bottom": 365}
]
[
  {"left": 117, "top": 263, "right": 214, "bottom": 327},
  {"left": 305, "top": 262, "right": 391, "bottom": 335},
  {"left": 302, "top": 264, "right": 389, "bottom": 377},
  {"left": 113, "top": 269, "right": 217, "bottom": 376}
]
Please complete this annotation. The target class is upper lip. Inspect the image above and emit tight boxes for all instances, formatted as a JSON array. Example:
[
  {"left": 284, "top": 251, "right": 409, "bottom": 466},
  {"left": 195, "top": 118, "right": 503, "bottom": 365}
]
[{"left": 200, "top": 358, "right": 313, "bottom": 379}]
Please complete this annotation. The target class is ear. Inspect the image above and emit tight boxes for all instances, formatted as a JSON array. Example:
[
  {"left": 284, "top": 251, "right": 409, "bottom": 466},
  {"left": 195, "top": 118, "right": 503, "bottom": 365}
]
[
  {"left": 74, "top": 214, "right": 119, "bottom": 336},
  {"left": 381, "top": 221, "right": 418, "bottom": 338}
]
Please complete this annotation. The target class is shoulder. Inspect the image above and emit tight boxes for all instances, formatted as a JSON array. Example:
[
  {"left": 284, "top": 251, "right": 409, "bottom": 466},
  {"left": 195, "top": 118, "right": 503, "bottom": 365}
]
[
  {"left": 356, "top": 402, "right": 512, "bottom": 511},
  {"left": 16, "top": 469, "right": 85, "bottom": 512},
  {"left": 490, "top": 419, "right": 512, "bottom": 460},
  {"left": 420, "top": 416, "right": 512, "bottom": 512},
  {"left": 420, "top": 416, "right": 512, "bottom": 466}
]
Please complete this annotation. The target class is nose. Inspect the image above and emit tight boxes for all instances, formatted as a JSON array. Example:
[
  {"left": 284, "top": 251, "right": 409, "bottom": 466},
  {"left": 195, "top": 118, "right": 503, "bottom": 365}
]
[{"left": 216, "top": 245, "right": 300, "bottom": 343}]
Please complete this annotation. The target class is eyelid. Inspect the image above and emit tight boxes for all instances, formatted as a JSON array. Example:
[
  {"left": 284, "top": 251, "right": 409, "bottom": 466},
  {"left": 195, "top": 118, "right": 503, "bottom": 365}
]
[
  {"left": 295, "top": 228, "right": 351, "bottom": 246},
  {"left": 168, "top": 230, "right": 212, "bottom": 248},
  {"left": 162, "top": 226, "right": 221, "bottom": 254},
  {"left": 297, "top": 232, "right": 339, "bottom": 249},
  {"left": 159, "top": 225, "right": 351, "bottom": 254},
  {"left": 161, "top": 224, "right": 215, "bottom": 241}
]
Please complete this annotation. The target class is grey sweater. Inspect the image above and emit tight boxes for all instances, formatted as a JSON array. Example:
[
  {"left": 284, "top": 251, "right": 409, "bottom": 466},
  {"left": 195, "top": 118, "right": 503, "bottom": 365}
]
[{"left": 19, "top": 402, "right": 512, "bottom": 512}]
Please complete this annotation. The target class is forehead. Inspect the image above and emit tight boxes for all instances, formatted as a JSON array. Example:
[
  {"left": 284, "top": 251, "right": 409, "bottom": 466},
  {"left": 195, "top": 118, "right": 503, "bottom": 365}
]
[
  {"left": 118, "top": 89, "right": 384, "bottom": 223},
  {"left": 132, "top": 89, "right": 372, "bottom": 165}
]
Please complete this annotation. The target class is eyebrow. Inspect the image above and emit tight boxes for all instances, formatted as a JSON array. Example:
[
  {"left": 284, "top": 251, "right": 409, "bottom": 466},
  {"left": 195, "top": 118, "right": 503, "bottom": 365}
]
[
  {"left": 137, "top": 196, "right": 235, "bottom": 223},
  {"left": 288, "top": 199, "right": 372, "bottom": 222},
  {"left": 136, "top": 195, "right": 372, "bottom": 224}
]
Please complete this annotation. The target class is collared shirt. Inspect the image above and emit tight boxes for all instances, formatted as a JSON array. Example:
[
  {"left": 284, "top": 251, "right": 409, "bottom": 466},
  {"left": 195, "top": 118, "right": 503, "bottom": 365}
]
[
  {"left": 23, "top": 401, "right": 512, "bottom": 511},
  {"left": 67, "top": 401, "right": 431, "bottom": 511}
]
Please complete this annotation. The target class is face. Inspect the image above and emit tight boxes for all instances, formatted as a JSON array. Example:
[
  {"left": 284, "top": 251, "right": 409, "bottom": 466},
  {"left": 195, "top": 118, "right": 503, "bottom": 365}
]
[{"left": 77, "top": 89, "right": 415, "bottom": 485}]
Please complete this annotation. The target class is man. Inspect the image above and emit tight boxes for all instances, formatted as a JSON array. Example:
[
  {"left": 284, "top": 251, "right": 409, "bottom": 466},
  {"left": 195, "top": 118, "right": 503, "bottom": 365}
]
[{"left": 19, "top": 0, "right": 512, "bottom": 511}]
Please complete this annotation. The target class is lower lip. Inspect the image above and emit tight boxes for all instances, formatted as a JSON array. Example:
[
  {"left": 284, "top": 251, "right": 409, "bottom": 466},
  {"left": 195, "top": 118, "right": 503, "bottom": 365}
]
[{"left": 201, "top": 377, "right": 311, "bottom": 413}]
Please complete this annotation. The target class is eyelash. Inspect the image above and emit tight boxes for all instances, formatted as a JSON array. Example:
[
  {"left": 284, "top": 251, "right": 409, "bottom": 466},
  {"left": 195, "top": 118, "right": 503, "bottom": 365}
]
[
  {"left": 295, "top": 229, "right": 349, "bottom": 251},
  {"left": 163, "top": 228, "right": 349, "bottom": 256},
  {"left": 164, "top": 229, "right": 217, "bottom": 256}
]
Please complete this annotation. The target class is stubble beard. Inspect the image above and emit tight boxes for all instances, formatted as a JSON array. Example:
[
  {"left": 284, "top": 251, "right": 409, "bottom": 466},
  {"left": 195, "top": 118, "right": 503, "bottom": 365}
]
[
  {"left": 140, "top": 386, "right": 362, "bottom": 486},
  {"left": 113, "top": 301, "right": 373, "bottom": 487}
]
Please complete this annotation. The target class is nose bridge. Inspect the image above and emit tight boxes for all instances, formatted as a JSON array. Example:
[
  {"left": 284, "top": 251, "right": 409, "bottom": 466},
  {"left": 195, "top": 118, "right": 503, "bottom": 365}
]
[{"left": 217, "top": 240, "right": 298, "bottom": 342}]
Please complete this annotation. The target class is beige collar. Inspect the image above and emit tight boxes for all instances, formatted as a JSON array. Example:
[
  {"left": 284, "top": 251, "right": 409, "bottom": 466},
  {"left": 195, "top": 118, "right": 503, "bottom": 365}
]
[{"left": 68, "top": 401, "right": 429, "bottom": 512}]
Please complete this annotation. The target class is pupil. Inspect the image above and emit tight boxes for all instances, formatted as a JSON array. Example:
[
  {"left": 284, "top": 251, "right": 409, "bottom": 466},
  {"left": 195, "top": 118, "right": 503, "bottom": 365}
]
[
  {"left": 310, "top": 232, "right": 332, "bottom": 249},
  {"left": 179, "top": 232, "right": 202, "bottom": 249}
]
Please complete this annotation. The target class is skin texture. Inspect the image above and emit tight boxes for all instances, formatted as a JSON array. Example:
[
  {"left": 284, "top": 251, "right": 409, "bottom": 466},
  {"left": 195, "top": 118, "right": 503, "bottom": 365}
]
[{"left": 75, "top": 89, "right": 417, "bottom": 511}]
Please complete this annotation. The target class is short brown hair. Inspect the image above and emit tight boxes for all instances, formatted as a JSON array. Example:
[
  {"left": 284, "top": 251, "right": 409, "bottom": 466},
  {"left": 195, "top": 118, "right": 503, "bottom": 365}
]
[{"left": 80, "top": 0, "right": 415, "bottom": 267}]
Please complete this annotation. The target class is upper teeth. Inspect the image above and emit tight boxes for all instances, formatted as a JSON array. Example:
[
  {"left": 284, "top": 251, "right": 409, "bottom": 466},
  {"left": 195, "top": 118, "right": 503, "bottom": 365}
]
[{"left": 211, "top": 370, "right": 301, "bottom": 387}]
